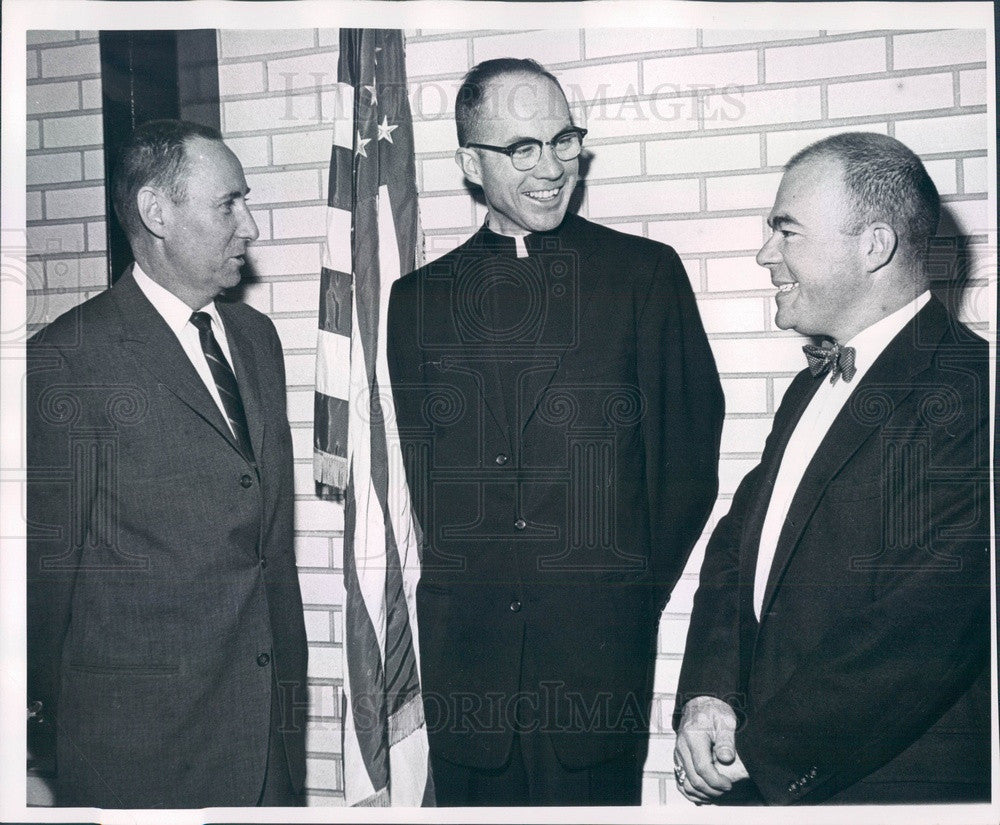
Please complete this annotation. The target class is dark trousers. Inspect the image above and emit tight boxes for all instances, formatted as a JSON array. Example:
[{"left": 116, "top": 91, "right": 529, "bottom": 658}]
[
  {"left": 431, "top": 731, "right": 642, "bottom": 806},
  {"left": 257, "top": 667, "right": 302, "bottom": 807}
]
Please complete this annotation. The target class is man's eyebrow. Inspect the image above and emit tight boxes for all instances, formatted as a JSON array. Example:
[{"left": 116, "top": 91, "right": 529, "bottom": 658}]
[
  {"left": 767, "top": 213, "right": 797, "bottom": 230},
  {"left": 500, "top": 135, "right": 543, "bottom": 145},
  {"left": 216, "top": 187, "right": 250, "bottom": 202},
  {"left": 500, "top": 127, "right": 577, "bottom": 145}
]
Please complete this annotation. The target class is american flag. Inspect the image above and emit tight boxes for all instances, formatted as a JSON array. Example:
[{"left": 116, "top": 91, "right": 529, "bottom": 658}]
[{"left": 313, "top": 28, "right": 432, "bottom": 807}]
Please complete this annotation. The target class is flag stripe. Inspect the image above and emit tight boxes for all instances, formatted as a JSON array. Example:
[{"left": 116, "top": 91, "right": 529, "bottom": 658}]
[
  {"left": 315, "top": 27, "right": 432, "bottom": 807},
  {"left": 316, "top": 328, "right": 352, "bottom": 400},
  {"left": 330, "top": 81, "right": 356, "bottom": 151},
  {"left": 323, "top": 207, "right": 353, "bottom": 273},
  {"left": 342, "top": 464, "right": 389, "bottom": 790}
]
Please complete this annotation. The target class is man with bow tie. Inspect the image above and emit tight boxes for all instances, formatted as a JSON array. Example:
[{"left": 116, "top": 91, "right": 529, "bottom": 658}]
[{"left": 673, "top": 132, "right": 990, "bottom": 805}]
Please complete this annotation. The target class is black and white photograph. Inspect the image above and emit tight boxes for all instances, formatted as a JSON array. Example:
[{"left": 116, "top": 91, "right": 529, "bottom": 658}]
[{"left": 1, "top": 0, "right": 996, "bottom": 822}]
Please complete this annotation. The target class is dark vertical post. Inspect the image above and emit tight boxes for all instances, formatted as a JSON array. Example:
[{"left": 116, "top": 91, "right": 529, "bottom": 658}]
[{"left": 99, "top": 30, "right": 220, "bottom": 284}]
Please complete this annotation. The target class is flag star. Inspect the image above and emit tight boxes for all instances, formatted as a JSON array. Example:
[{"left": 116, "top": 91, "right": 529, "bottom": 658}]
[
  {"left": 377, "top": 116, "right": 398, "bottom": 143},
  {"left": 363, "top": 84, "right": 378, "bottom": 105},
  {"left": 356, "top": 131, "right": 372, "bottom": 158}
]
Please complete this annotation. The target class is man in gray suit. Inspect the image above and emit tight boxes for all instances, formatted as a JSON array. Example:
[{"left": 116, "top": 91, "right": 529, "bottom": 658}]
[{"left": 27, "top": 120, "right": 308, "bottom": 808}]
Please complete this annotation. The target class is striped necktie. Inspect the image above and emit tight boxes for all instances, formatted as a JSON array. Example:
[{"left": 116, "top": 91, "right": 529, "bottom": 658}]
[{"left": 190, "top": 311, "right": 255, "bottom": 463}]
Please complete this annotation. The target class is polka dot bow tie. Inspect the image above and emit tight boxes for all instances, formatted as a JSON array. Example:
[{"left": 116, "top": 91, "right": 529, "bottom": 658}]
[{"left": 802, "top": 340, "right": 857, "bottom": 384}]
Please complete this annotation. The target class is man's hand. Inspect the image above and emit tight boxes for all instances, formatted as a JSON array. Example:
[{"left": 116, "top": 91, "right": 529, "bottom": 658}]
[{"left": 674, "top": 696, "right": 749, "bottom": 804}]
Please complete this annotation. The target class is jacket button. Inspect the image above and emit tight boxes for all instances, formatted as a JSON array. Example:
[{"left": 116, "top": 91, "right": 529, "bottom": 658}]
[
  {"left": 495, "top": 453, "right": 509, "bottom": 466},
  {"left": 240, "top": 474, "right": 253, "bottom": 488},
  {"left": 514, "top": 518, "right": 526, "bottom": 530},
  {"left": 260, "top": 556, "right": 267, "bottom": 569},
  {"left": 256, "top": 652, "right": 270, "bottom": 667},
  {"left": 509, "top": 600, "right": 522, "bottom": 612}
]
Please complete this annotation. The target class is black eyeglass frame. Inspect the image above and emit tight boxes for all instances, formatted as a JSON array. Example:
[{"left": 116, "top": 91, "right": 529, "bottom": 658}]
[{"left": 463, "top": 127, "right": 589, "bottom": 170}]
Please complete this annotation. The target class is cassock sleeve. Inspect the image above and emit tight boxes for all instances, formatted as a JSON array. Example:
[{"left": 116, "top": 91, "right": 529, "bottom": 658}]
[
  {"left": 386, "top": 276, "right": 430, "bottom": 534},
  {"left": 636, "top": 245, "right": 724, "bottom": 611}
]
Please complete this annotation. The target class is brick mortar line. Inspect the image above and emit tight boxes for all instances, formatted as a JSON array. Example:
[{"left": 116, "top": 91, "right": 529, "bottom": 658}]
[
  {"left": 26, "top": 218, "right": 110, "bottom": 229},
  {"left": 27, "top": 36, "right": 100, "bottom": 48},
  {"left": 29, "top": 145, "right": 103, "bottom": 156},
  {"left": 218, "top": 58, "right": 987, "bottom": 110},
  {"left": 27, "top": 75, "right": 101, "bottom": 86},
  {"left": 403, "top": 60, "right": 988, "bottom": 93},
  {"left": 403, "top": 27, "right": 935, "bottom": 52},
  {"left": 28, "top": 145, "right": 102, "bottom": 156},
  {"left": 412, "top": 105, "right": 987, "bottom": 134},
  {"left": 217, "top": 44, "right": 341, "bottom": 64},
  {"left": 28, "top": 115, "right": 104, "bottom": 130}
]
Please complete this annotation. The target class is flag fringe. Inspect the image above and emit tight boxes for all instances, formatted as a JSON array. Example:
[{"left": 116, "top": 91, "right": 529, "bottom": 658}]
[
  {"left": 313, "top": 449, "right": 349, "bottom": 492},
  {"left": 388, "top": 692, "right": 425, "bottom": 747}
]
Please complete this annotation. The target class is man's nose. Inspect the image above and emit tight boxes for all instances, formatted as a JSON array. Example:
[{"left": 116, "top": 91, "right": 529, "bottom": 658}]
[
  {"left": 532, "top": 143, "right": 564, "bottom": 179},
  {"left": 239, "top": 203, "right": 260, "bottom": 242},
  {"left": 756, "top": 232, "right": 780, "bottom": 267}
]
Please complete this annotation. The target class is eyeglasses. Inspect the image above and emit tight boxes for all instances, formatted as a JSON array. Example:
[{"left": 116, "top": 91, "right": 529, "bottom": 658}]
[{"left": 464, "top": 127, "right": 588, "bottom": 171}]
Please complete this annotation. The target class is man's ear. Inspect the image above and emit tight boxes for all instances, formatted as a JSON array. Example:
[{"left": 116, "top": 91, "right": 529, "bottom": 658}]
[
  {"left": 455, "top": 148, "right": 483, "bottom": 187},
  {"left": 862, "top": 222, "right": 897, "bottom": 273},
  {"left": 136, "top": 187, "right": 167, "bottom": 239}
]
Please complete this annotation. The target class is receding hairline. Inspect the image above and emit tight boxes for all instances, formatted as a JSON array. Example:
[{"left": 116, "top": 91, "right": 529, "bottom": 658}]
[
  {"left": 782, "top": 132, "right": 940, "bottom": 252},
  {"left": 461, "top": 70, "right": 571, "bottom": 143}
]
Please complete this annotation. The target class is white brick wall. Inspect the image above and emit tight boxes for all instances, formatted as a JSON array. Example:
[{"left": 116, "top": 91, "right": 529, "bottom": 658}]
[
  {"left": 26, "top": 30, "right": 106, "bottom": 330},
  {"left": 27, "top": 24, "right": 991, "bottom": 808}
]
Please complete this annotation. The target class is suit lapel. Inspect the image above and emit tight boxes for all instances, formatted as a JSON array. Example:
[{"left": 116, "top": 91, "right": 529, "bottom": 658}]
[
  {"left": 757, "top": 300, "right": 950, "bottom": 617},
  {"left": 110, "top": 268, "right": 250, "bottom": 461},
  {"left": 217, "top": 302, "right": 266, "bottom": 463},
  {"left": 738, "top": 370, "right": 824, "bottom": 588}
]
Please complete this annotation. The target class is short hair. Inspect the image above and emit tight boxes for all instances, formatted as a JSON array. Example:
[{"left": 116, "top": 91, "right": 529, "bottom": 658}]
[
  {"left": 455, "top": 58, "right": 565, "bottom": 147},
  {"left": 111, "top": 119, "right": 223, "bottom": 240},
  {"left": 787, "top": 132, "right": 940, "bottom": 256}
]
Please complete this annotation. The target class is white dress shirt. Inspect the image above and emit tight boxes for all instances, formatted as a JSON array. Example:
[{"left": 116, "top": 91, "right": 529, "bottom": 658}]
[
  {"left": 753, "top": 290, "right": 931, "bottom": 618},
  {"left": 132, "top": 263, "right": 238, "bottom": 436}
]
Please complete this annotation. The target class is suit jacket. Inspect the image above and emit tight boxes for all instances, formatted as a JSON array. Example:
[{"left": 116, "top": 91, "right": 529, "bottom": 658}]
[
  {"left": 26, "top": 268, "right": 308, "bottom": 808},
  {"left": 387, "top": 214, "right": 724, "bottom": 769},
  {"left": 676, "top": 297, "right": 991, "bottom": 804}
]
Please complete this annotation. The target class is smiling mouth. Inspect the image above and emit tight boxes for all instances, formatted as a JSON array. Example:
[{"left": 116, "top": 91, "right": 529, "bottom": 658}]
[
  {"left": 776, "top": 283, "right": 798, "bottom": 294},
  {"left": 524, "top": 187, "right": 562, "bottom": 202}
]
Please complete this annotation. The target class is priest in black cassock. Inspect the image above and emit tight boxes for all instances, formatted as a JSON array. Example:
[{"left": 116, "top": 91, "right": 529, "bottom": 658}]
[{"left": 386, "top": 58, "right": 724, "bottom": 806}]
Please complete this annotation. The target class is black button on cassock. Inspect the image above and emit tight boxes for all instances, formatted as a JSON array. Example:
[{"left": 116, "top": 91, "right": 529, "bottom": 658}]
[
  {"left": 240, "top": 474, "right": 253, "bottom": 488},
  {"left": 256, "top": 652, "right": 271, "bottom": 667},
  {"left": 514, "top": 518, "right": 526, "bottom": 530},
  {"left": 495, "top": 454, "right": 509, "bottom": 466},
  {"left": 260, "top": 556, "right": 267, "bottom": 568},
  {"left": 509, "top": 600, "right": 522, "bottom": 612}
]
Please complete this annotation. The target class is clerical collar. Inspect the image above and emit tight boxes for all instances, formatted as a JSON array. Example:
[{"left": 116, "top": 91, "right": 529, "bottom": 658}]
[{"left": 476, "top": 215, "right": 570, "bottom": 259}]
